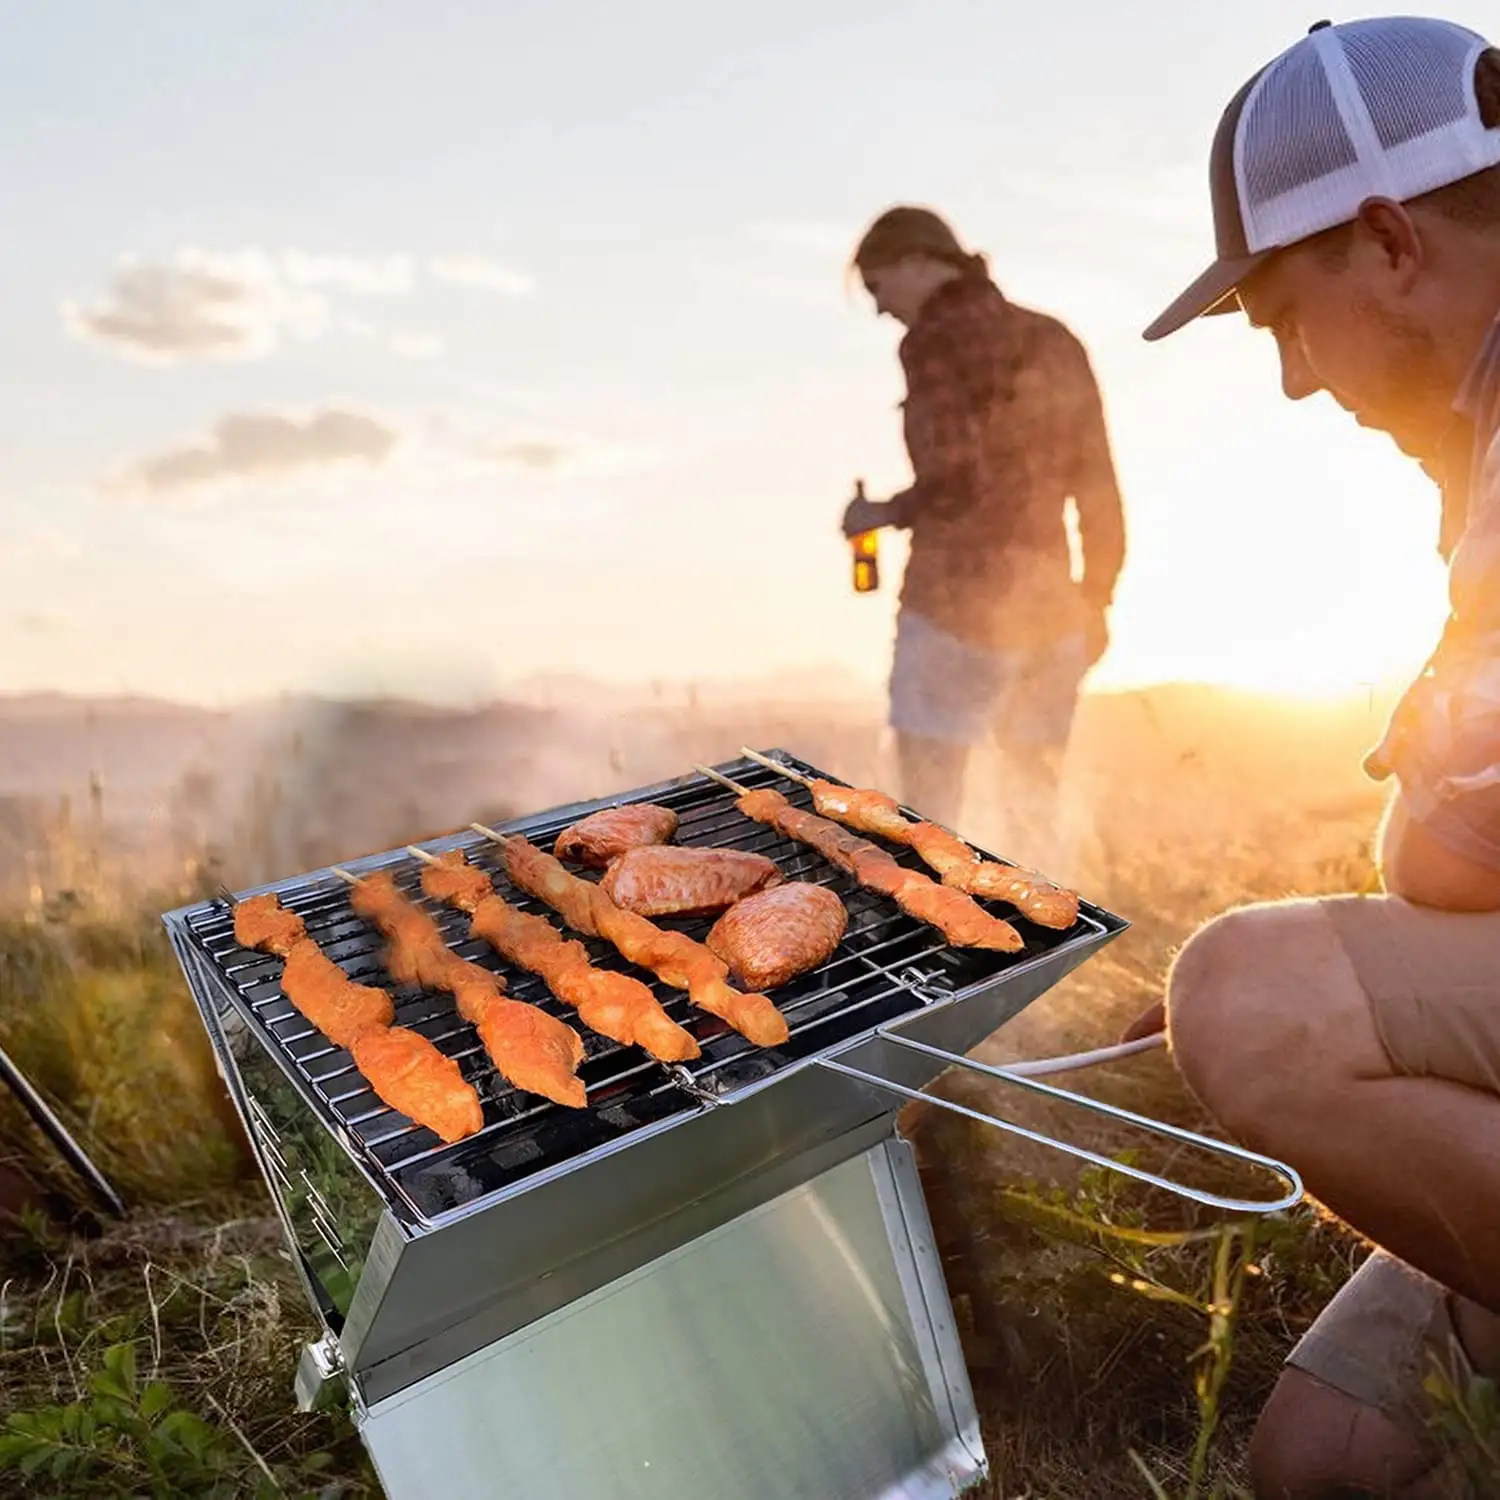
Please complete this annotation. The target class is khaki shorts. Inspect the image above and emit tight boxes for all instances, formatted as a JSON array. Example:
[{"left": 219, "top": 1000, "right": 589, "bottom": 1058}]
[
  {"left": 1320, "top": 893, "right": 1500, "bottom": 1095},
  {"left": 1286, "top": 894, "right": 1500, "bottom": 1412},
  {"left": 1286, "top": 1252, "right": 1487, "bottom": 1419}
]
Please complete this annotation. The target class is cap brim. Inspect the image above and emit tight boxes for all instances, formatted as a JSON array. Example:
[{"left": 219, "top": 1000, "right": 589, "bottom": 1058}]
[{"left": 1141, "top": 251, "right": 1269, "bottom": 342}]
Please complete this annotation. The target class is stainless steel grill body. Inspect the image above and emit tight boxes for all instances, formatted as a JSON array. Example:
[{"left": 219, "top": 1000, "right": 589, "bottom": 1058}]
[{"left": 164, "top": 750, "right": 1131, "bottom": 1498}]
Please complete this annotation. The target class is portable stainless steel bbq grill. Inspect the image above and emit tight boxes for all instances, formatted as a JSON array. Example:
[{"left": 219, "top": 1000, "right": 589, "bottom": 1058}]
[{"left": 162, "top": 750, "right": 1301, "bottom": 1500}]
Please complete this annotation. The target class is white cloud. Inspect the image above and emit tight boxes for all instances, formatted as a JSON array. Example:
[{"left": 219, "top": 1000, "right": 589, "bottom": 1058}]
[
  {"left": 114, "top": 407, "right": 400, "bottom": 497},
  {"left": 63, "top": 248, "right": 328, "bottom": 363},
  {"left": 428, "top": 255, "right": 536, "bottom": 297},
  {"left": 65, "top": 246, "right": 534, "bottom": 364},
  {"left": 281, "top": 250, "right": 414, "bottom": 295}
]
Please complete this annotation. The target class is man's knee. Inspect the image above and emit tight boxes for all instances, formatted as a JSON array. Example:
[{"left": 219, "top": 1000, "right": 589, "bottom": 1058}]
[
  {"left": 1249, "top": 1368, "right": 1436, "bottom": 1498},
  {"left": 1164, "top": 901, "right": 1359, "bottom": 1146}
]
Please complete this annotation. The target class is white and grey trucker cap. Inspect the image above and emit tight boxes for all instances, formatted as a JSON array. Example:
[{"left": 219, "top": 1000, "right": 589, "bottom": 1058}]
[{"left": 1144, "top": 16, "right": 1500, "bottom": 342}]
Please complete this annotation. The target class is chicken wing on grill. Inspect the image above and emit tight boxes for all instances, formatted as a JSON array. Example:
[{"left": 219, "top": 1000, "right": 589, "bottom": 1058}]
[
  {"left": 706, "top": 883, "right": 848, "bottom": 992},
  {"left": 554, "top": 805, "right": 679, "bottom": 868},
  {"left": 599, "top": 845, "right": 783, "bottom": 919}
]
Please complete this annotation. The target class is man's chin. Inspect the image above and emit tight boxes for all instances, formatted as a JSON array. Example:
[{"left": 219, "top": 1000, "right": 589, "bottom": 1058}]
[{"left": 1358, "top": 415, "right": 1428, "bottom": 463}]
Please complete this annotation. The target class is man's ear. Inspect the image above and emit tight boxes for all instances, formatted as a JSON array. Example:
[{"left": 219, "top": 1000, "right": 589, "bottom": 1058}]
[{"left": 1353, "top": 196, "right": 1425, "bottom": 288}]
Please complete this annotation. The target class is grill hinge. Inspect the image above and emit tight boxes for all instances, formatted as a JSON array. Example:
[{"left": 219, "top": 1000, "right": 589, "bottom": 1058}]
[
  {"left": 295, "top": 1331, "right": 347, "bottom": 1413},
  {"left": 664, "top": 1064, "right": 723, "bottom": 1107}
]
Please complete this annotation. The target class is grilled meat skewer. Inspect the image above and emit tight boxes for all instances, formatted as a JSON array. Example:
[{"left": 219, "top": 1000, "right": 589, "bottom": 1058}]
[
  {"left": 737, "top": 751, "right": 1078, "bottom": 929},
  {"left": 471, "top": 825, "right": 791, "bottom": 1049},
  {"left": 693, "top": 772, "right": 1023, "bottom": 953},
  {"left": 232, "top": 892, "right": 482, "bottom": 1143},
  {"left": 413, "top": 849, "right": 700, "bottom": 1063},
  {"left": 344, "top": 870, "right": 587, "bottom": 1110}
]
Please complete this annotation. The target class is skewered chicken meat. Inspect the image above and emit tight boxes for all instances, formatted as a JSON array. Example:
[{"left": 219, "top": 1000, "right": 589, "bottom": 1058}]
[
  {"left": 599, "top": 845, "right": 782, "bottom": 919},
  {"left": 420, "top": 851, "right": 699, "bottom": 1062},
  {"left": 706, "top": 883, "right": 848, "bottom": 992},
  {"left": 797, "top": 780, "right": 1078, "bottom": 929},
  {"left": 279, "top": 939, "right": 395, "bottom": 1048},
  {"left": 233, "top": 892, "right": 307, "bottom": 957},
  {"left": 495, "top": 836, "right": 790, "bottom": 1047},
  {"left": 233, "top": 891, "right": 483, "bottom": 1142},
  {"left": 554, "top": 805, "right": 679, "bottom": 868},
  {"left": 348, "top": 1026, "right": 484, "bottom": 1144},
  {"left": 732, "top": 789, "right": 1023, "bottom": 952},
  {"left": 349, "top": 870, "right": 586, "bottom": 1109}
]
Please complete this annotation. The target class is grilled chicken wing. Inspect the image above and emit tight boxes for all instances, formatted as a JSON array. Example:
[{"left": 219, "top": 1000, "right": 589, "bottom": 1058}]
[
  {"left": 349, "top": 1026, "right": 485, "bottom": 1144},
  {"left": 421, "top": 851, "right": 699, "bottom": 1063},
  {"left": 233, "top": 892, "right": 307, "bottom": 957},
  {"left": 554, "top": 805, "right": 679, "bottom": 868},
  {"left": 706, "top": 883, "right": 848, "bottom": 991},
  {"left": 599, "top": 845, "right": 782, "bottom": 918}
]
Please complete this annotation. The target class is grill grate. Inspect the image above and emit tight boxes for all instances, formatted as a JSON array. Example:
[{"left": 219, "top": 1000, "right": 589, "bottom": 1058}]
[{"left": 181, "top": 752, "right": 1106, "bottom": 1222}]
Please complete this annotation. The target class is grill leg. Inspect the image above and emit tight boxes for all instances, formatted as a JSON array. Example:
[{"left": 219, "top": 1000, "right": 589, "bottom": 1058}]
[{"left": 0, "top": 1043, "right": 125, "bottom": 1218}]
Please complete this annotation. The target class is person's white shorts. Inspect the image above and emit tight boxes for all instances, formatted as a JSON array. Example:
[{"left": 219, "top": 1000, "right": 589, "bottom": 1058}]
[{"left": 888, "top": 608, "right": 1087, "bottom": 748}]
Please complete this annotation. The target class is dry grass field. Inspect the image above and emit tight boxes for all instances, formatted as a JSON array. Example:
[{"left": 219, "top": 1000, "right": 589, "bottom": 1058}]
[{"left": 0, "top": 683, "right": 1494, "bottom": 1497}]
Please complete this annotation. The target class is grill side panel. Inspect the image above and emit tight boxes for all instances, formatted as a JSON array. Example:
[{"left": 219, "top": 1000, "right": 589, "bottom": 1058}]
[
  {"left": 355, "top": 1138, "right": 987, "bottom": 1500},
  {"left": 165, "top": 930, "right": 389, "bottom": 1327}
]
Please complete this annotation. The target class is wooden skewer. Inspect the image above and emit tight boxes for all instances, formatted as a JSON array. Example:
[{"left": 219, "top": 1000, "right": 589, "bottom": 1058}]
[
  {"left": 737, "top": 747, "right": 814, "bottom": 788},
  {"left": 216, "top": 883, "right": 239, "bottom": 908},
  {"left": 693, "top": 763, "right": 749, "bottom": 793},
  {"left": 331, "top": 866, "right": 359, "bottom": 886},
  {"left": 406, "top": 845, "right": 441, "bottom": 866},
  {"left": 469, "top": 822, "right": 513, "bottom": 845}
]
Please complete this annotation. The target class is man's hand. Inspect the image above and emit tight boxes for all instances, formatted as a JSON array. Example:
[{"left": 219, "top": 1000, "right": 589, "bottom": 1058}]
[{"left": 842, "top": 492, "right": 893, "bottom": 538}]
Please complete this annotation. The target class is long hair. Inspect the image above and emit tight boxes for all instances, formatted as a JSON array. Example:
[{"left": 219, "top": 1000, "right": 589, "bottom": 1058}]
[{"left": 849, "top": 205, "right": 989, "bottom": 283}]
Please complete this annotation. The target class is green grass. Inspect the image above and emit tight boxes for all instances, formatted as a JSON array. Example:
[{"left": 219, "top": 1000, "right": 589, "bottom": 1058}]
[{"left": 1, "top": 789, "right": 1496, "bottom": 1496}]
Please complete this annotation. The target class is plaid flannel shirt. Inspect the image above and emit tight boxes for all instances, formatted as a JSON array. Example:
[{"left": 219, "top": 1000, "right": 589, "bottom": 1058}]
[
  {"left": 887, "top": 274, "right": 1125, "bottom": 652},
  {"left": 1372, "top": 310, "right": 1500, "bottom": 870}
]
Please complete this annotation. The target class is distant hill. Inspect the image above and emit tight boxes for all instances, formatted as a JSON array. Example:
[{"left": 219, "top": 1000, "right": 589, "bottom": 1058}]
[{"left": 0, "top": 677, "right": 1391, "bottom": 907}]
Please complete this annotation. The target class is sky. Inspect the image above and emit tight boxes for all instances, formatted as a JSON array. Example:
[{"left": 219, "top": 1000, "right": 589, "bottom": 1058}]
[{"left": 1, "top": 0, "right": 1486, "bottom": 707}]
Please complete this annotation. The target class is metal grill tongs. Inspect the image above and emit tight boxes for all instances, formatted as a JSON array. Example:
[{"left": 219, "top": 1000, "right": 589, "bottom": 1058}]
[
  {"left": 692, "top": 758, "right": 1303, "bottom": 1217},
  {"left": 819, "top": 1025, "right": 1303, "bottom": 1215}
]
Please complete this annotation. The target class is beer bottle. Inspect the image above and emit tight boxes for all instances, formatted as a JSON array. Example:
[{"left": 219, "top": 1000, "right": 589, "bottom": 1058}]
[{"left": 849, "top": 479, "right": 879, "bottom": 594}]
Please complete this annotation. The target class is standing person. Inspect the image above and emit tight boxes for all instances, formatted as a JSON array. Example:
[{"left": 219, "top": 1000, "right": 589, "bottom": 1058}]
[
  {"left": 1131, "top": 17, "right": 1500, "bottom": 1497},
  {"left": 841, "top": 206, "right": 1126, "bottom": 851}
]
